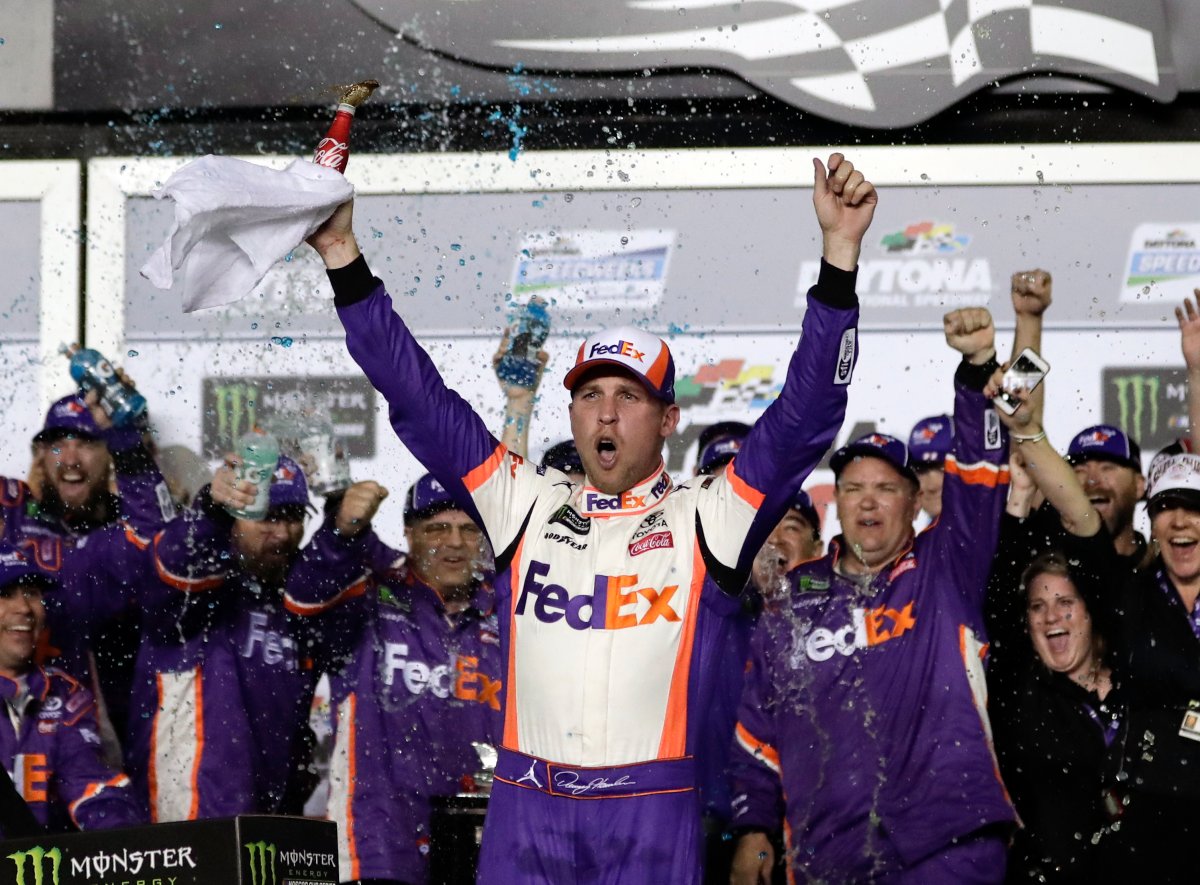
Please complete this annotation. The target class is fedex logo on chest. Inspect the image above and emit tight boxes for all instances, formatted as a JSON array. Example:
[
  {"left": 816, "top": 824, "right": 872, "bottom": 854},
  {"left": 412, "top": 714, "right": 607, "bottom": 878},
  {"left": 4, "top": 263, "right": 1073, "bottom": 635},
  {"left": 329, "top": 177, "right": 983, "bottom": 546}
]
[
  {"left": 515, "top": 560, "right": 682, "bottom": 630},
  {"left": 790, "top": 602, "right": 917, "bottom": 664}
]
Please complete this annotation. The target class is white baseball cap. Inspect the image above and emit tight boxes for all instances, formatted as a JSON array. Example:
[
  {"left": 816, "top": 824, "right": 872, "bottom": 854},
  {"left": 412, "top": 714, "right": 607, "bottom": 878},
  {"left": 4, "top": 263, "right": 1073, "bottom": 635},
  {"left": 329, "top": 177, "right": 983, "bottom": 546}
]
[{"left": 563, "top": 325, "right": 676, "bottom": 403}]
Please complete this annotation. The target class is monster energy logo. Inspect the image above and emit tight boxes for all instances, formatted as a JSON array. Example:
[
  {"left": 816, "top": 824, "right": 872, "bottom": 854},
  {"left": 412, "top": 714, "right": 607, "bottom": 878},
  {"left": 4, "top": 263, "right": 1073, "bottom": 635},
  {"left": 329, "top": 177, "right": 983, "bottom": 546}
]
[
  {"left": 213, "top": 382, "right": 260, "bottom": 448},
  {"left": 8, "top": 846, "right": 61, "bottom": 885},
  {"left": 1112, "top": 374, "right": 1161, "bottom": 438},
  {"left": 245, "top": 841, "right": 277, "bottom": 885}
]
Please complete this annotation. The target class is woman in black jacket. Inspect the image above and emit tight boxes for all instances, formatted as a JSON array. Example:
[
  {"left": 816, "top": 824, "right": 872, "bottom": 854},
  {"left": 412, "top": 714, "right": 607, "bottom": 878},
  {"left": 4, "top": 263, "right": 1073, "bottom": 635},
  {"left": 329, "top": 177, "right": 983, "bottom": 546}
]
[{"left": 984, "top": 409, "right": 1120, "bottom": 884}]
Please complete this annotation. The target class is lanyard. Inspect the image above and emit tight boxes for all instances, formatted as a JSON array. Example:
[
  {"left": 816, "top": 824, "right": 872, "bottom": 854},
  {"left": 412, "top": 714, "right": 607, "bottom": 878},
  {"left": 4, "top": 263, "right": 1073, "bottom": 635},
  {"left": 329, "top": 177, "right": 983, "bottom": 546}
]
[{"left": 1080, "top": 700, "right": 1121, "bottom": 747}]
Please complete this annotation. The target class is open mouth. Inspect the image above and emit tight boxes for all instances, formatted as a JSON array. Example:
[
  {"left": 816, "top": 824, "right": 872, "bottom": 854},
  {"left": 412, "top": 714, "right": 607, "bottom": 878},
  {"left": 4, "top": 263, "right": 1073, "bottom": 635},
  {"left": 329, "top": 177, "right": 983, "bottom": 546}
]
[
  {"left": 1169, "top": 537, "right": 1198, "bottom": 552},
  {"left": 596, "top": 438, "right": 618, "bottom": 471},
  {"left": 1045, "top": 628, "right": 1069, "bottom": 655}
]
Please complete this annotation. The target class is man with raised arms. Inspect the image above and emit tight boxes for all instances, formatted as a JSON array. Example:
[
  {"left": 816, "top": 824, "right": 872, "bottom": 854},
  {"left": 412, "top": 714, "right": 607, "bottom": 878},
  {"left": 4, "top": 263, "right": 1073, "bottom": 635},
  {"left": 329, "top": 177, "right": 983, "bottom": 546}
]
[{"left": 308, "top": 154, "right": 876, "bottom": 882}]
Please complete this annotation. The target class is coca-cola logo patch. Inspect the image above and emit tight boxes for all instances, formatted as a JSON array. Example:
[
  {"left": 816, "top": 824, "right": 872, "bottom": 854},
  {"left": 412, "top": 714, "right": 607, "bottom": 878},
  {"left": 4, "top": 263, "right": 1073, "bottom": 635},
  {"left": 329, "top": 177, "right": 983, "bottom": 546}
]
[{"left": 629, "top": 531, "right": 673, "bottom": 557}]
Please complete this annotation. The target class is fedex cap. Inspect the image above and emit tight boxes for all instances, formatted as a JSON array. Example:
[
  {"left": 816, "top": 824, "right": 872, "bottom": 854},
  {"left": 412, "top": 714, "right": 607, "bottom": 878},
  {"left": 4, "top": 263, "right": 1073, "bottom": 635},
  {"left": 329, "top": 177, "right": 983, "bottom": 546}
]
[
  {"left": 1066, "top": 424, "right": 1142, "bottom": 472},
  {"left": 696, "top": 422, "right": 752, "bottom": 475},
  {"left": 1147, "top": 453, "right": 1200, "bottom": 515},
  {"left": 830, "top": 433, "right": 918, "bottom": 485},
  {"left": 563, "top": 325, "right": 675, "bottom": 403},
  {"left": 267, "top": 455, "right": 312, "bottom": 517},
  {"left": 908, "top": 415, "right": 954, "bottom": 467},
  {"left": 0, "top": 542, "right": 55, "bottom": 593},
  {"left": 404, "top": 473, "right": 457, "bottom": 525},
  {"left": 34, "top": 394, "right": 102, "bottom": 443}
]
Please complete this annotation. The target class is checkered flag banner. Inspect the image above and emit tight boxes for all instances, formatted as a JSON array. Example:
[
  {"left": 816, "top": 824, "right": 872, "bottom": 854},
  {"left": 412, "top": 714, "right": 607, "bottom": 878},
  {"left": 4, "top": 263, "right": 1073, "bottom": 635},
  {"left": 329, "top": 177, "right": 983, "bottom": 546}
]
[{"left": 355, "top": 0, "right": 1175, "bottom": 128}]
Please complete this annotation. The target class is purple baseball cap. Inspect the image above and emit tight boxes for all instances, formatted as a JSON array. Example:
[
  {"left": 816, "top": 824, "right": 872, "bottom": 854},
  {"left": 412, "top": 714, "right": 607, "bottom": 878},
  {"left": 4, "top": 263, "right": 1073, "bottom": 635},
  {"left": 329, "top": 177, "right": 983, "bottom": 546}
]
[
  {"left": 268, "top": 455, "right": 311, "bottom": 510},
  {"left": 563, "top": 325, "right": 676, "bottom": 403},
  {"left": 1066, "top": 424, "right": 1142, "bottom": 472},
  {"left": 404, "top": 473, "right": 458, "bottom": 524},
  {"left": 908, "top": 414, "right": 954, "bottom": 467},
  {"left": 0, "top": 542, "right": 55, "bottom": 592},
  {"left": 33, "top": 394, "right": 102, "bottom": 443},
  {"left": 830, "top": 433, "right": 919, "bottom": 485},
  {"left": 790, "top": 490, "right": 821, "bottom": 539},
  {"left": 696, "top": 421, "right": 752, "bottom": 476},
  {"left": 541, "top": 440, "right": 585, "bottom": 476}
]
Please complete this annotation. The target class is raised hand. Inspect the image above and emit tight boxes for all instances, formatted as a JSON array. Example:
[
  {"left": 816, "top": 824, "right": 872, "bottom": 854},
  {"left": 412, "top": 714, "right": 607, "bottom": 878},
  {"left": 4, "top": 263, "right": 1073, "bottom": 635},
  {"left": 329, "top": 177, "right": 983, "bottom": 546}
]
[
  {"left": 1177, "top": 289, "right": 1200, "bottom": 373},
  {"left": 335, "top": 480, "right": 389, "bottom": 536},
  {"left": 1011, "top": 269, "right": 1053, "bottom": 318},
  {"left": 306, "top": 199, "right": 360, "bottom": 270},
  {"left": 813, "top": 153, "right": 878, "bottom": 272},
  {"left": 943, "top": 308, "right": 996, "bottom": 364}
]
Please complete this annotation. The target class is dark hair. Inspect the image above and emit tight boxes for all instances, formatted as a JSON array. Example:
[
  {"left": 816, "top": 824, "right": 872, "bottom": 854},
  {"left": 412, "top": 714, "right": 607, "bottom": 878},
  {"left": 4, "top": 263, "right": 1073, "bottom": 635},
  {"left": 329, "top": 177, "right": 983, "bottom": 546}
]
[{"left": 1020, "top": 549, "right": 1108, "bottom": 664}]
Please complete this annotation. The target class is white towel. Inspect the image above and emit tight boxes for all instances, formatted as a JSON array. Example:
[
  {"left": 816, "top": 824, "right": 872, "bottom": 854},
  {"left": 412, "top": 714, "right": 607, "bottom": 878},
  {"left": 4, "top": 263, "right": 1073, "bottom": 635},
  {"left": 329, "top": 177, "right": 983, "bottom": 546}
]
[{"left": 140, "top": 155, "right": 354, "bottom": 313}]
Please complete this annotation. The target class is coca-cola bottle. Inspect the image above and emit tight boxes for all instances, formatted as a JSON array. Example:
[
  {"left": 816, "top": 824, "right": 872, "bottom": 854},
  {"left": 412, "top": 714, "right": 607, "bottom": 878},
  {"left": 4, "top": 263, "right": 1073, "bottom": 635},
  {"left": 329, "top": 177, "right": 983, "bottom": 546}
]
[{"left": 313, "top": 79, "right": 379, "bottom": 174}]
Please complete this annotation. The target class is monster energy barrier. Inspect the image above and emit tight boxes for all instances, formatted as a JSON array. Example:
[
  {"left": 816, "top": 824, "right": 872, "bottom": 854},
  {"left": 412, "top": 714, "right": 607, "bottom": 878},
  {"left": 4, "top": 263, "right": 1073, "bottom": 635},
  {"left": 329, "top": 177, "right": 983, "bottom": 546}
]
[
  {"left": 244, "top": 841, "right": 277, "bottom": 885},
  {"left": 7, "top": 846, "right": 61, "bottom": 885}
]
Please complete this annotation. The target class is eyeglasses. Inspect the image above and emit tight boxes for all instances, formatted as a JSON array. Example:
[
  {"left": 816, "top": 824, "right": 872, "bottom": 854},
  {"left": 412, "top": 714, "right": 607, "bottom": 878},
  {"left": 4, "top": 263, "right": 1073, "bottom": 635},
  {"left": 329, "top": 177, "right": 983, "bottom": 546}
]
[{"left": 421, "top": 521, "right": 483, "bottom": 540}]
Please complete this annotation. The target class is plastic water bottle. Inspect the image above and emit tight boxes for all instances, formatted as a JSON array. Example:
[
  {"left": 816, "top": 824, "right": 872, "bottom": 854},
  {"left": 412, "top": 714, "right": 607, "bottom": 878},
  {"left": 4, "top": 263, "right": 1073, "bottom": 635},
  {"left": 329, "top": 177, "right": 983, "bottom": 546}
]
[
  {"left": 63, "top": 344, "right": 147, "bottom": 428},
  {"left": 496, "top": 298, "right": 551, "bottom": 389},
  {"left": 227, "top": 431, "right": 280, "bottom": 521}
]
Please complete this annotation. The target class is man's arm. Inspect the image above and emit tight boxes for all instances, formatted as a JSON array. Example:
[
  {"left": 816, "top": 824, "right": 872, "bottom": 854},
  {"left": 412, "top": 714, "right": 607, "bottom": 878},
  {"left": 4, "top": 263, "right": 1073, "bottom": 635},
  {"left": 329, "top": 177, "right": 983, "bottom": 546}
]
[
  {"left": 1008, "top": 270, "right": 1051, "bottom": 426},
  {"left": 83, "top": 383, "right": 176, "bottom": 535},
  {"left": 987, "top": 384, "right": 1101, "bottom": 539},
  {"left": 310, "top": 201, "right": 543, "bottom": 563},
  {"left": 51, "top": 682, "right": 145, "bottom": 830},
  {"left": 702, "top": 155, "right": 874, "bottom": 582},
  {"left": 932, "top": 308, "right": 1012, "bottom": 609},
  {"left": 284, "top": 480, "right": 398, "bottom": 621},
  {"left": 494, "top": 336, "right": 548, "bottom": 459}
]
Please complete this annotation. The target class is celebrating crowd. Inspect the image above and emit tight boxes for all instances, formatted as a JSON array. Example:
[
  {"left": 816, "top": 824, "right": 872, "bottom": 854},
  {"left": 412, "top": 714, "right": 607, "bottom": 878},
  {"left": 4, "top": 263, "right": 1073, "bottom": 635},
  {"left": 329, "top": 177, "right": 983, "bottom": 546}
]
[{"left": 1, "top": 154, "right": 1198, "bottom": 885}]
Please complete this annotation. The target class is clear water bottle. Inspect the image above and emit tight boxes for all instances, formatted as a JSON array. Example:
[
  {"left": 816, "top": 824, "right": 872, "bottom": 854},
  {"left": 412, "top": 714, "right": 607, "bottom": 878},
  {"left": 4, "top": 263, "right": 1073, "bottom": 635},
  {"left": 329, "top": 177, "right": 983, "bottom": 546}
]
[
  {"left": 227, "top": 431, "right": 280, "bottom": 521},
  {"left": 496, "top": 298, "right": 551, "bottom": 389},
  {"left": 63, "top": 344, "right": 148, "bottom": 428}
]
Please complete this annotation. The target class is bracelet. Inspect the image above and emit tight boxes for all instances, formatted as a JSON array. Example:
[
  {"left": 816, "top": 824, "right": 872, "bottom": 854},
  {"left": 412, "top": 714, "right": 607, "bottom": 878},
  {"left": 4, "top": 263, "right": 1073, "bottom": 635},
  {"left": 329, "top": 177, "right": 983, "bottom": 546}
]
[{"left": 1010, "top": 430, "right": 1047, "bottom": 443}]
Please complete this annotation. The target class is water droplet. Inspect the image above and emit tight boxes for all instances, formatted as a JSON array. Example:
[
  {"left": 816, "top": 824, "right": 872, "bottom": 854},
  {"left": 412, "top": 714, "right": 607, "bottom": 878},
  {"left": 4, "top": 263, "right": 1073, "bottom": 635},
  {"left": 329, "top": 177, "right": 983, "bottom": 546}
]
[
  {"left": 127, "top": 350, "right": 139, "bottom": 358},
  {"left": 250, "top": 322, "right": 258, "bottom": 330},
  {"left": 450, "top": 243, "right": 462, "bottom": 251},
  {"left": 213, "top": 22, "right": 223, "bottom": 29},
  {"left": 270, "top": 336, "right": 294, "bottom": 348},
  {"left": 564, "top": 193, "right": 575, "bottom": 203}
]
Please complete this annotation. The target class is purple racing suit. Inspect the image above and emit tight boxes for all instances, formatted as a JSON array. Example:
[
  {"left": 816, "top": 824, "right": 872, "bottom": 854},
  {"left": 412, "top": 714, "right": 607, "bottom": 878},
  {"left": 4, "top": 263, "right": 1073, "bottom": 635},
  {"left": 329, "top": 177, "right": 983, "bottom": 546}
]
[
  {"left": 286, "top": 521, "right": 502, "bottom": 883},
  {"left": 0, "top": 667, "right": 143, "bottom": 836},
  {"left": 330, "top": 253, "right": 859, "bottom": 883},
  {"left": 730, "top": 363, "right": 1016, "bottom": 883},
  {"left": 125, "top": 489, "right": 348, "bottom": 821},
  {"left": 1, "top": 427, "right": 173, "bottom": 739}
]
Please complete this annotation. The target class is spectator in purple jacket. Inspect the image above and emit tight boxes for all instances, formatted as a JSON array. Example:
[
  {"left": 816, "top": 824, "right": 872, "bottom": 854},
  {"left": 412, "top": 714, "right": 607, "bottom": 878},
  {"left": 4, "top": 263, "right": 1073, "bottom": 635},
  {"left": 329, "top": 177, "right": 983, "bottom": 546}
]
[
  {"left": 287, "top": 473, "right": 500, "bottom": 885},
  {"left": 125, "top": 455, "right": 389, "bottom": 822},
  {"left": 0, "top": 542, "right": 143, "bottom": 836},
  {"left": 2, "top": 390, "right": 173, "bottom": 757},
  {"left": 730, "top": 308, "right": 1015, "bottom": 885}
]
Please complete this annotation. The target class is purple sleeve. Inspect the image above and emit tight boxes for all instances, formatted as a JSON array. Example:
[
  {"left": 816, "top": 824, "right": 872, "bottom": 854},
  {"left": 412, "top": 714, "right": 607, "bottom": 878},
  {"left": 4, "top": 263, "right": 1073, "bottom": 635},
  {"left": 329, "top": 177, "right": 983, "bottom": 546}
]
[
  {"left": 335, "top": 271, "right": 499, "bottom": 531},
  {"left": 105, "top": 427, "right": 175, "bottom": 535},
  {"left": 53, "top": 685, "right": 146, "bottom": 830},
  {"left": 725, "top": 260, "right": 860, "bottom": 573},
  {"left": 729, "top": 628, "right": 785, "bottom": 830},
  {"left": 146, "top": 488, "right": 232, "bottom": 620},
  {"left": 926, "top": 366, "right": 1011, "bottom": 614},
  {"left": 284, "top": 519, "right": 399, "bottom": 617}
]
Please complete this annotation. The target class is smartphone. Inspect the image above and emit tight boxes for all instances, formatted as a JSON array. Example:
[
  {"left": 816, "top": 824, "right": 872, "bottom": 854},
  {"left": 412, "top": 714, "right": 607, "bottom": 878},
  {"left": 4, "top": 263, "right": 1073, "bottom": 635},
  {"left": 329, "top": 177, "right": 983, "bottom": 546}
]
[{"left": 993, "top": 348, "right": 1050, "bottom": 416}]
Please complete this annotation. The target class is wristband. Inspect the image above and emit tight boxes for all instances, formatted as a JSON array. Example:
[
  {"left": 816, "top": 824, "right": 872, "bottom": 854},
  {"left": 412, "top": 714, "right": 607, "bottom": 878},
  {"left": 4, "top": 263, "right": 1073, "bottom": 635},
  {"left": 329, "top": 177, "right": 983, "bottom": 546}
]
[{"left": 1010, "top": 430, "right": 1047, "bottom": 444}]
